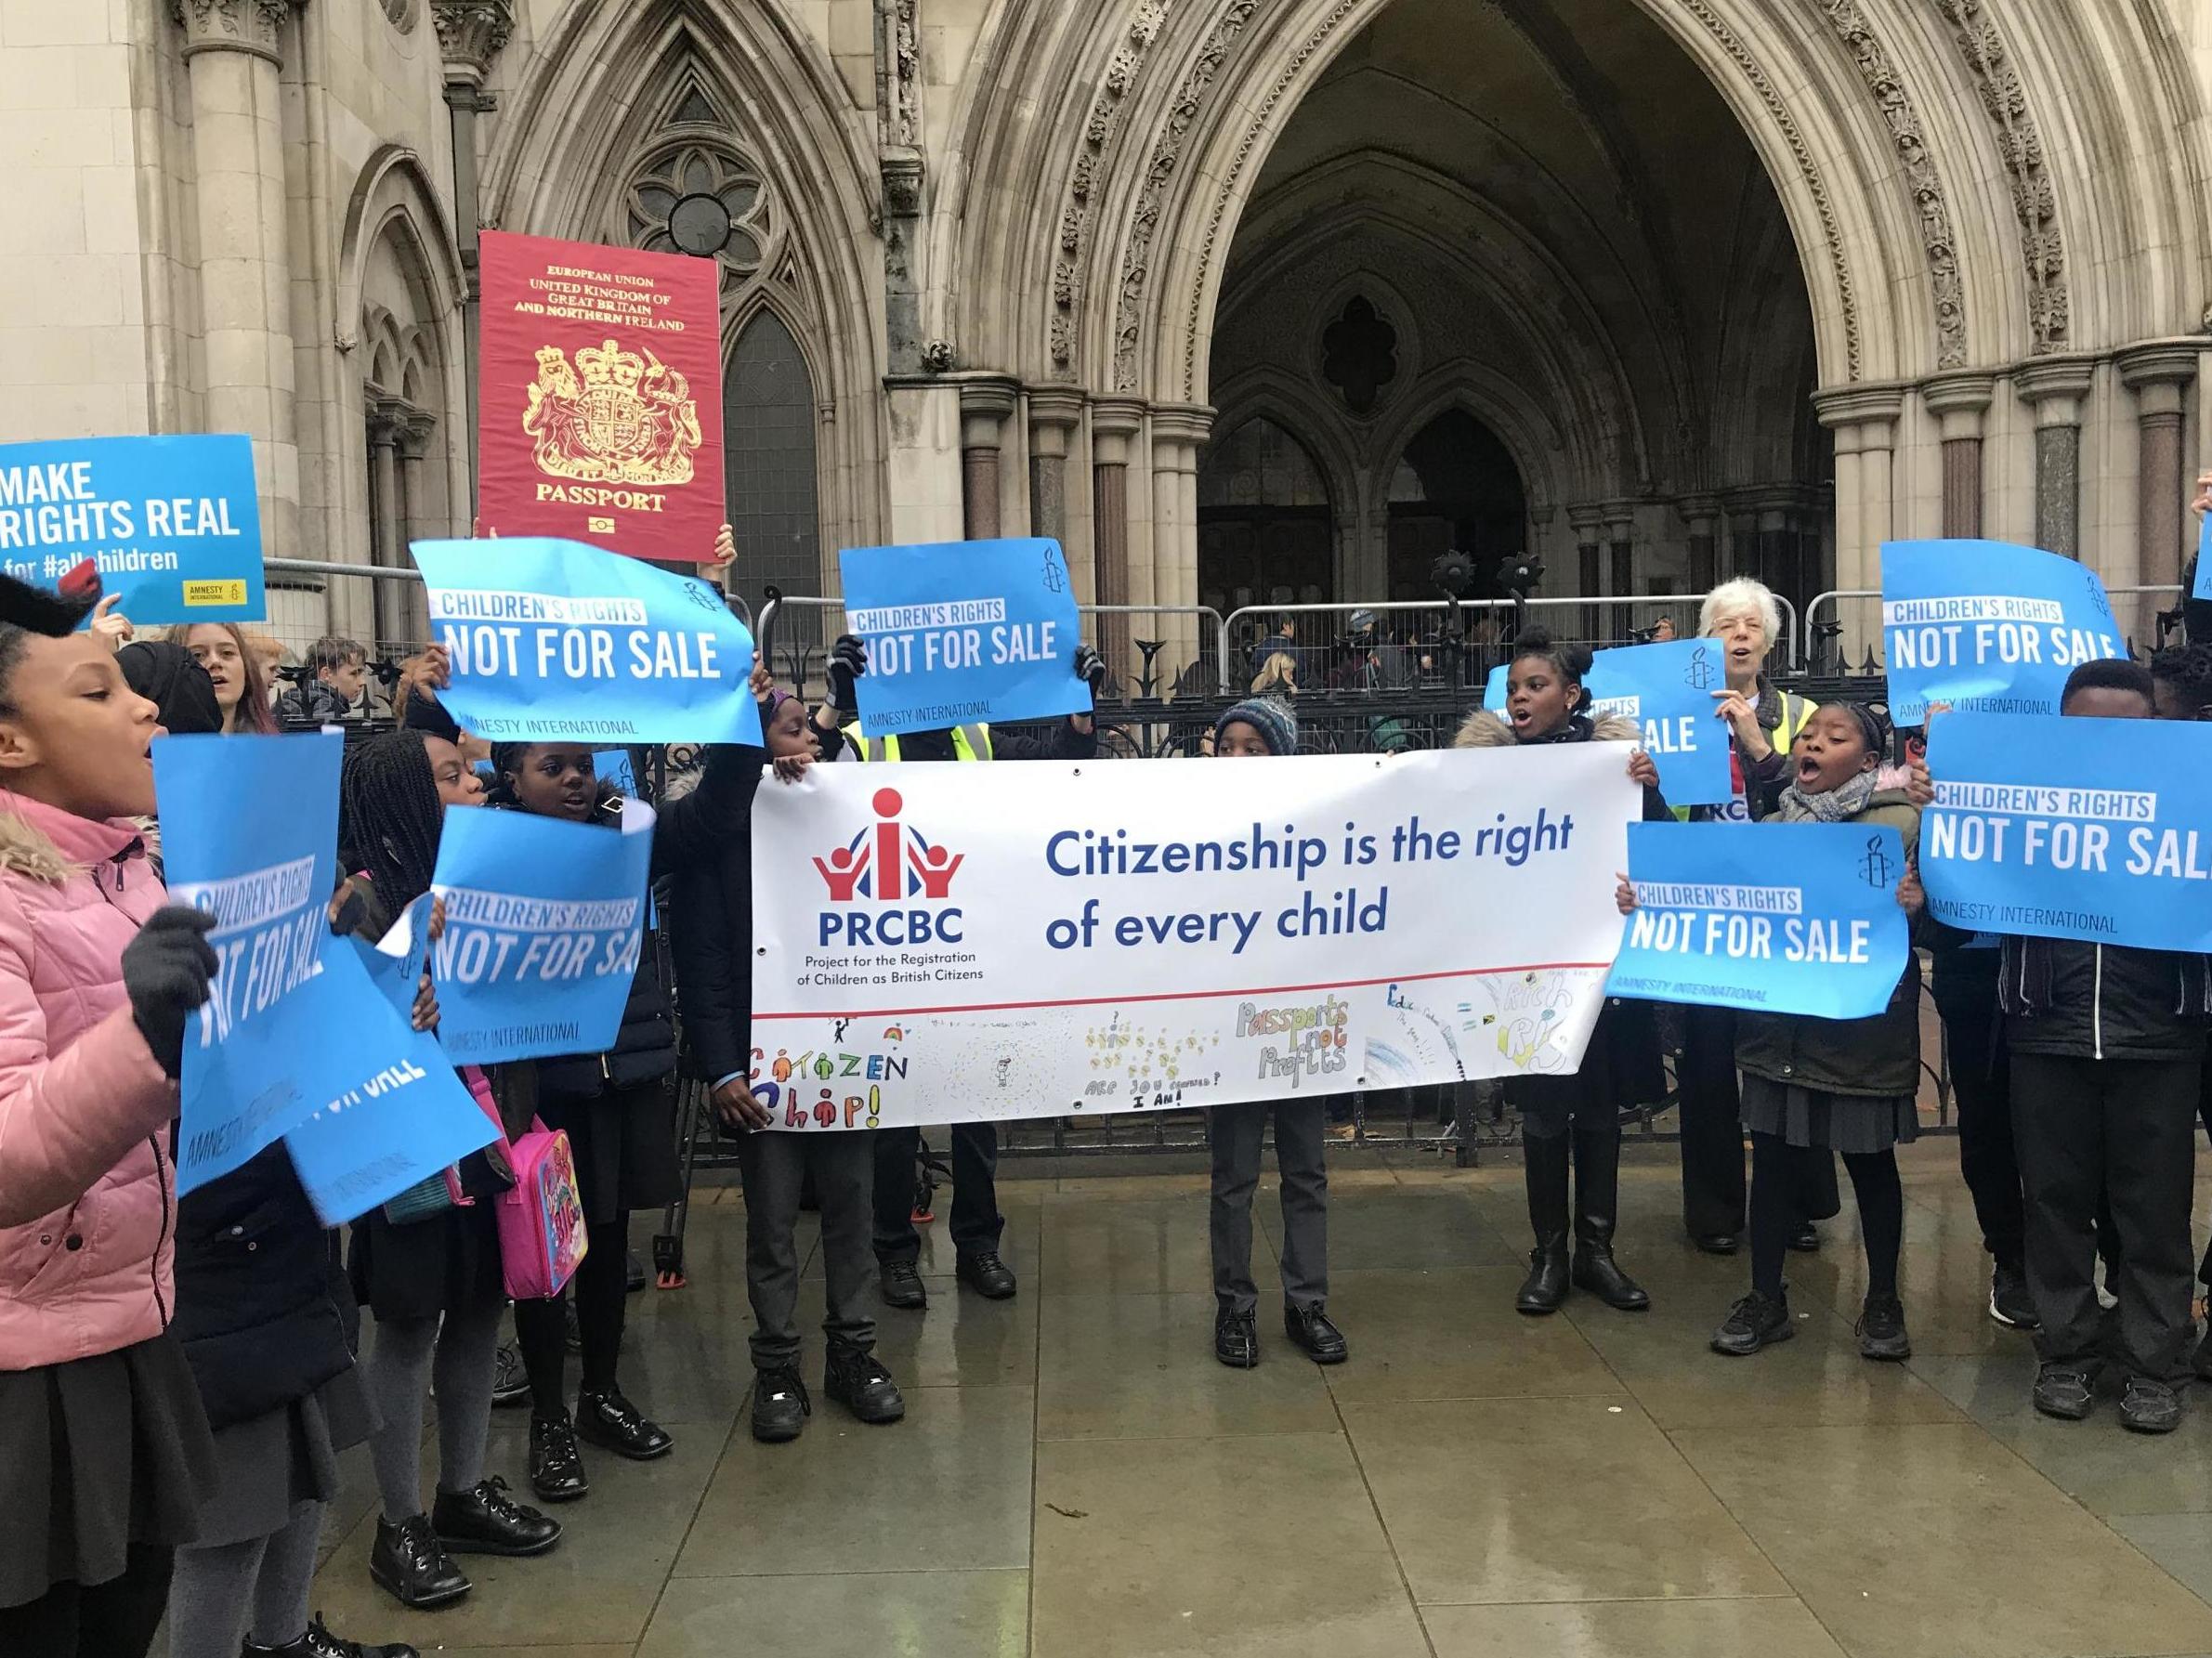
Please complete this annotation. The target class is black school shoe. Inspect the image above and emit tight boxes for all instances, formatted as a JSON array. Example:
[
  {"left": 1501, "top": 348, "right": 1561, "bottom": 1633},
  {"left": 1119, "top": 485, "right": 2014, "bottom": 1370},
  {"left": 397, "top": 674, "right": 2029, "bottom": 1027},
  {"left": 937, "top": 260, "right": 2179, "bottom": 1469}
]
[
  {"left": 1710, "top": 1290, "right": 1794, "bottom": 1356},
  {"left": 368, "top": 1514, "right": 470, "bottom": 1611},
  {"left": 1215, "top": 1311, "right": 1259, "bottom": 1369},
  {"left": 1285, "top": 1302, "right": 1348, "bottom": 1364},
  {"left": 958, "top": 1249, "right": 1018, "bottom": 1299},
  {"left": 2031, "top": 1364, "right": 2095, "bottom": 1421},
  {"left": 431, "top": 1477, "right": 562, "bottom": 1557},
  {"left": 824, "top": 1343, "right": 907, "bottom": 1424},
  {"left": 245, "top": 1612, "right": 421, "bottom": 1657},
  {"left": 528, "top": 1414, "right": 589, "bottom": 1503},
  {"left": 880, "top": 1260, "right": 928, "bottom": 1310},
  {"left": 575, "top": 1389, "right": 674, "bottom": 1460},
  {"left": 752, "top": 1367, "right": 812, "bottom": 1443},
  {"left": 2120, "top": 1376, "right": 2184, "bottom": 1435}
]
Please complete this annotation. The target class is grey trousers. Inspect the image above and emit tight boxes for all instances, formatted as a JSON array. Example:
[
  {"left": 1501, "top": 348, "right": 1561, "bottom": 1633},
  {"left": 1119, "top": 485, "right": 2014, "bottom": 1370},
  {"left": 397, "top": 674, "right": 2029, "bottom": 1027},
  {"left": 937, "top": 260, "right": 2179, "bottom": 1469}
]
[
  {"left": 1210, "top": 1098, "right": 1329, "bottom": 1316},
  {"left": 738, "top": 1129, "right": 877, "bottom": 1371}
]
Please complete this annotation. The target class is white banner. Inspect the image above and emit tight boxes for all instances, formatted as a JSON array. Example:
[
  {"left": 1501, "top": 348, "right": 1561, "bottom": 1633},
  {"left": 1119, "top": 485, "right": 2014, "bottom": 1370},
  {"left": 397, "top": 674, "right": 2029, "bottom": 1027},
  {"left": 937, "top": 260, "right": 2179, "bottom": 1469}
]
[{"left": 747, "top": 747, "right": 1639, "bottom": 1129}]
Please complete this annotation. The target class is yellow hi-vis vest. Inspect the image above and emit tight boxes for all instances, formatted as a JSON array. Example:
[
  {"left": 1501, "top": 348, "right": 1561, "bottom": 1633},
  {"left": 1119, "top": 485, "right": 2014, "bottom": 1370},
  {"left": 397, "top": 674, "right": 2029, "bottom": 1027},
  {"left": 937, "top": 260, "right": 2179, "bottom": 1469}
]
[{"left": 841, "top": 723, "right": 994, "bottom": 763}]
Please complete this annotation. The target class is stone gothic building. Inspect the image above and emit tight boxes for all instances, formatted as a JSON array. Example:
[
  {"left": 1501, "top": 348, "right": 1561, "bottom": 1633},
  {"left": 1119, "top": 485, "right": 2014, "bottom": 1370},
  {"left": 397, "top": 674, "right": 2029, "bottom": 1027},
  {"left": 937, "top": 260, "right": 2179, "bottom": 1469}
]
[{"left": 6, "top": 0, "right": 2210, "bottom": 672}]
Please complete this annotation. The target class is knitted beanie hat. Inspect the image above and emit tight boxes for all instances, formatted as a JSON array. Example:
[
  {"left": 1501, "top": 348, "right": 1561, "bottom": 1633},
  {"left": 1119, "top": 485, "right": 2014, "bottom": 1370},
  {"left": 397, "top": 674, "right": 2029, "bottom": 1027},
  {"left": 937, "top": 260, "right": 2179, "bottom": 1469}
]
[{"left": 1214, "top": 696, "right": 1298, "bottom": 757}]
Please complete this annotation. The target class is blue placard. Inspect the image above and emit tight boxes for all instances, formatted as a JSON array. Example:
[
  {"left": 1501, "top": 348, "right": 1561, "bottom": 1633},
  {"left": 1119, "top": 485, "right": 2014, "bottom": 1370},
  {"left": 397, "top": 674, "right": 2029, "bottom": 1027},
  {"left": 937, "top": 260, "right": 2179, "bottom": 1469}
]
[
  {"left": 1922, "top": 711, "right": 2212, "bottom": 953},
  {"left": 595, "top": 748, "right": 638, "bottom": 798},
  {"left": 2194, "top": 516, "right": 2211, "bottom": 601},
  {"left": 1481, "top": 639, "right": 1733, "bottom": 805},
  {"left": 156, "top": 732, "right": 344, "bottom": 1195},
  {"left": 0, "top": 435, "right": 264, "bottom": 623},
  {"left": 1609, "top": 822, "right": 1912, "bottom": 1018},
  {"left": 347, "top": 891, "right": 434, "bottom": 1021},
  {"left": 427, "top": 801, "right": 654, "bottom": 1064},
  {"left": 1880, "top": 540, "right": 2124, "bottom": 725},
  {"left": 411, "top": 536, "right": 762, "bottom": 745},
  {"left": 839, "top": 538, "right": 1088, "bottom": 737},
  {"left": 278, "top": 941, "right": 497, "bottom": 1225}
]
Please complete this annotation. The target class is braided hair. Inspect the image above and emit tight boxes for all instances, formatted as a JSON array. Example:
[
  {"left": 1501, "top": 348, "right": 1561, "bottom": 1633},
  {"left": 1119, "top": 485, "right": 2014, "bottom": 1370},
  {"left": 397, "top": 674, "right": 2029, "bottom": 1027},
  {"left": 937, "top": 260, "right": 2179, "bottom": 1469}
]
[
  {"left": 0, "top": 574, "right": 97, "bottom": 715},
  {"left": 339, "top": 730, "right": 445, "bottom": 911}
]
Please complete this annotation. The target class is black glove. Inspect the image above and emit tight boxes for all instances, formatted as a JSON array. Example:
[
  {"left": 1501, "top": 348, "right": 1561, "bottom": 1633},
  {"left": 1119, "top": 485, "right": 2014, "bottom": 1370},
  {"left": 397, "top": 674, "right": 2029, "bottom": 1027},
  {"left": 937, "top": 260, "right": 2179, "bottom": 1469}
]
[
  {"left": 1074, "top": 643, "right": 1107, "bottom": 698},
  {"left": 827, "top": 633, "right": 868, "bottom": 712},
  {"left": 122, "top": 907, "right": 219, "bottom": 1079}
]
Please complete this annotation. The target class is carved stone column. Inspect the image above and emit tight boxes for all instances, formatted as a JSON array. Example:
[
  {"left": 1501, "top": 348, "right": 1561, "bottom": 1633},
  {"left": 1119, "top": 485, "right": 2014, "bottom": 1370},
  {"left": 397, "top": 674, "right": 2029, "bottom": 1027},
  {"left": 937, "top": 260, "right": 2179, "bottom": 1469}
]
[
  {"left": 1922, "top": 372, "right": 1994, "bottom": 540},
  {"left": 1679, "top": 494, "right": 1721, "bottom": 598},
  {"left": 955, "top": 377, "right": 1018, "bottom": 542},
  {"left": 2118, "top": 343, "right": 2198, "bottom": 637},
  {"left": 1813, "top": 385, "right": 1905, "bottom": 659},
  {"left": 1148, "top": 403, "right": 1212, "bottom": 690},
  {"left": 174, "top": 0, "right": 304, "bottom": 563},
  {"left": 366, "top": 403, "right": 405, "bottom": 645},
  {"left": 2015, "top": 356, "right": 2097, "bottom": 556},
  {"left": 392, "top": 413, "right": 438, "bottom": 646},
  {"left": 1566, "top": 505, "right": 1603, "bottom": 641},
  {"left": 432, "top": 2, "right": 513, "bottom": 489},
  {"left": 1091, "top": 399, "right": 1145, "bottom": 677},
  {"left": 1027, "top": 387, "right": 1085, "bottom": 549}
]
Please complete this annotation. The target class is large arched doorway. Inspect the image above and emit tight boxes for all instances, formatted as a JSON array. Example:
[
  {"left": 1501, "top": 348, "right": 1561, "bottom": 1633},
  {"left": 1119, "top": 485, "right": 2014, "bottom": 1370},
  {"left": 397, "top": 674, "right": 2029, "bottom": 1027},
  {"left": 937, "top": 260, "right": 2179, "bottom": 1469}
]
[
  {"left": 1197, "top": 0, "right": 1824, "bottom": 633},
  {"left": 1197, "top": 416, "right": 1335, "bottom": 616}
]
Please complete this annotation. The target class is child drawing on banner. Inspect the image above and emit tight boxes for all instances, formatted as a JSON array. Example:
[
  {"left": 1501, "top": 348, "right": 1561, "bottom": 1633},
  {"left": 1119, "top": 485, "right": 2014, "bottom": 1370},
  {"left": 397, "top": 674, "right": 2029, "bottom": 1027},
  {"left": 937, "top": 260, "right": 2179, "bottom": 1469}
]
[
  {"left": 1202, "top": 695, "right": 1348, "bottom": 1371},
  {"left": 664, "top": 646, "right": 909, "bottom": 1446},
  {"left": 1454, "top": 626, "right": 1669, "bottom": 1320},
  {"left": 1622, "top": 698, "right": 1925, "bottom": 1367}
]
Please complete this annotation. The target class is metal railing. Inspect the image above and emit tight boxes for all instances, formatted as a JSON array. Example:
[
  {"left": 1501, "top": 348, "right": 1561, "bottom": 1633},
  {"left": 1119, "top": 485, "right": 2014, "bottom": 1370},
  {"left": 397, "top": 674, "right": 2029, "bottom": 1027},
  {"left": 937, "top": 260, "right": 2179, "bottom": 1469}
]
[{"left": 1802, "top": 584, "right": 2182, "bottom": 674}]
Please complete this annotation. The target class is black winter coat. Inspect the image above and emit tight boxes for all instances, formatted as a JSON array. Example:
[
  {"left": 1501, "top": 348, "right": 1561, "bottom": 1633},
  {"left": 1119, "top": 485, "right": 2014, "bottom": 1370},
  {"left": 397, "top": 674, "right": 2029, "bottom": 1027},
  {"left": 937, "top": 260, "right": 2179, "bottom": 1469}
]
[
  {"left": 665, "top": 748, "right": 766, "bottom": 1089},
  {"left": 2000, "top": 937, "right": 2210, "bottom": 1063},
  {"left": 170, "top": 1143, "right": 357, "bottom": 1431}
]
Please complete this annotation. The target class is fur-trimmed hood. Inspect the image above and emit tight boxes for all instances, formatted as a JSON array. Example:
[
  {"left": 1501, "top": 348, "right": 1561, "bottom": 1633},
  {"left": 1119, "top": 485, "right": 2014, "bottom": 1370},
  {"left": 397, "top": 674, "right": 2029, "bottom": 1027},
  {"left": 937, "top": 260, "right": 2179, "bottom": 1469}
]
[
  {"left": 0, "top": 798, "right": 143, "bottom": 887},
  {"left": 1454, "top": 709, "right": 1643, "bottom": 751}
]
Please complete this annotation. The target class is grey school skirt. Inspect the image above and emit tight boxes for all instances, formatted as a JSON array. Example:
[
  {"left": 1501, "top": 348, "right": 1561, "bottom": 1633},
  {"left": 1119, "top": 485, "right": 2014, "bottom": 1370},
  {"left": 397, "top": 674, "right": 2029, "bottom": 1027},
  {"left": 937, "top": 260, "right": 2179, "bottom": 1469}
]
[{"left": 1740, "top": 1073, "right": 1921, "bottom": 1155}]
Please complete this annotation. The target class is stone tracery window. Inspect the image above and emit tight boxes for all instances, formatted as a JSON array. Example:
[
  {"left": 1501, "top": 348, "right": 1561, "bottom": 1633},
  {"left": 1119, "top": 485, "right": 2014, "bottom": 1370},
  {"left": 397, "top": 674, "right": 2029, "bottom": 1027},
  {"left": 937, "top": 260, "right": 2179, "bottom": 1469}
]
[{"left": 626, "top": 145, "right": 774, "bottom": 292}]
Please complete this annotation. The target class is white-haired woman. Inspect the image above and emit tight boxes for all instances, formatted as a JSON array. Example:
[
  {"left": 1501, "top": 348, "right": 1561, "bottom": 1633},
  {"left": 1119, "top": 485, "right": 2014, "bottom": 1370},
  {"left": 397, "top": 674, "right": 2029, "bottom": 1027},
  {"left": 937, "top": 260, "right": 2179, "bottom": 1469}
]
[{"left": 1677, "top": 578, "right": 1838, "bottom": 1253}]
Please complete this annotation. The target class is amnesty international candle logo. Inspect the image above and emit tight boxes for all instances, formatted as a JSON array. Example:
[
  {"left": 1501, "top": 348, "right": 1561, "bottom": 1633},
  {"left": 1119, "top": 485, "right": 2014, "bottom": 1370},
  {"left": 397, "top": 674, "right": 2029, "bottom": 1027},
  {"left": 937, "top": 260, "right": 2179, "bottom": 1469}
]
[
  {"left": 478, "top": 230, "right": 725, "bottom": 563},
  {"left": 524, "top": 340, "right": 702, "bottom": 489}
]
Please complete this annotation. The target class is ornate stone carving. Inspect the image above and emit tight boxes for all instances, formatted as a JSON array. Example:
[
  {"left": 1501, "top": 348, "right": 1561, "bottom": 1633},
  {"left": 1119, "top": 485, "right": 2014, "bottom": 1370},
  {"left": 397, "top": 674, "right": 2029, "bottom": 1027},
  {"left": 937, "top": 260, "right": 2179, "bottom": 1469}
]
[
  {"left": 878, "top": 0, "right": 923, "bottom": 150},
  {"left": 881, "top": 153, "right": 924, "bottom": 218},
  {"left": 920, "top": 340, "right": 957, "bottom": 373},
  {"left": 1815, "top": 0, "right": 1965, "bottom": 370},
  {"left": 430, "top": 0, "right": 513, "bottom": 84},
  {"left": 1934, "top": 0, "right": 2068, "bottom": 355},
  {"left": 1110, "top": 0, "right": 1262, "bottom": 390},
  {"left": 380, "top": 0, "right": 418, "bottom": 34},
  {"left": 173, "top": 0, "right": 296, "bottom": 63},
  {"left": 1052, "top": 2, "right": 1176, "bottom": 370}
]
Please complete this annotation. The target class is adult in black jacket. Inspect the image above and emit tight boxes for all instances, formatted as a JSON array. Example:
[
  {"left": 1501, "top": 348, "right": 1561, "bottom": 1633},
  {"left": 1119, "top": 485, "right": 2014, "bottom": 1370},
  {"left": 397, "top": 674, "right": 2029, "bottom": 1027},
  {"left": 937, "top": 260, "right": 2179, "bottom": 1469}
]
[
  {"left": 1453, "top": 629, "right": 1669, "bottom": 1317},
  {"left": 667, "top": 688, "right": 906, "bottom": 1443}
]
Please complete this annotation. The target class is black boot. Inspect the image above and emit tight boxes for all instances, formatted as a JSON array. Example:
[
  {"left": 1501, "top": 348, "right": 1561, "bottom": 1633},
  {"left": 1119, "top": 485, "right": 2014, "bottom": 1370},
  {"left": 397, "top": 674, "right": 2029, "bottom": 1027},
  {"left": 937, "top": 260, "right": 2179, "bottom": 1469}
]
[
  {"left": 1570, "top": 1125, "right": 1650, "bottom": 1312},
  {"left": 823, "top": 1342, "right": 906, "bottom": 1424},
  {"left": 575, "top": 1389, "right": 674, "bottom": 1461},
  {"left": 527, "top": 1413, "right": 589, "bottom": 1503},
  {"left": 367, "top": 1514, "right": 470, "bottom": 1611},
  {"left": 245, "top": 1613, "right": 422, "bottom": 1657},
  {"left": 430, "top": 1477, "right": 562, "bottom": 1558},
  {"left": 1516, "top": 1132, "right": 1571, "bottom": 1315}
]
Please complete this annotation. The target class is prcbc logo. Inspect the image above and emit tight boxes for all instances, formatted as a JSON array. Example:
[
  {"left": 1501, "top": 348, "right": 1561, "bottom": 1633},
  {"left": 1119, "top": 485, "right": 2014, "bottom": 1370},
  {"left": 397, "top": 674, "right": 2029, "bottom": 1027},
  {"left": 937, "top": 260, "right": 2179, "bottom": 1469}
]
[{"left": 812, "top": 787, "right": 965, "bottom": 946}]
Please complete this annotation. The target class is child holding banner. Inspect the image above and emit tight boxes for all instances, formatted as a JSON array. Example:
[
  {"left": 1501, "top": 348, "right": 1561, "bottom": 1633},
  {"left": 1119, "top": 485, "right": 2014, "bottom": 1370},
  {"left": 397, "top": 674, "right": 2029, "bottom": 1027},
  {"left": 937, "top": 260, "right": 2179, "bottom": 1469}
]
[
  {"left": 1204, "top": 698, "right": 1348, "bottom": 1369},
  {"left": 336, "top": 731, "right": 562, "bottom": 1610},
  {"left": 0, "top": 575, "right": 226, "bottom": 1657},
  {"left": 669, "top": 684, "right": 910, "bottom": 1443},
  {"left": 1659, "top": 702, "right": 1927, "bottom": 1363},
  {"left": 1456, "top": 629, "right": 1669, "bottom": 1317},
  {"left": 1995, "top": 661, "right": 2209, "bottom": 1432}
]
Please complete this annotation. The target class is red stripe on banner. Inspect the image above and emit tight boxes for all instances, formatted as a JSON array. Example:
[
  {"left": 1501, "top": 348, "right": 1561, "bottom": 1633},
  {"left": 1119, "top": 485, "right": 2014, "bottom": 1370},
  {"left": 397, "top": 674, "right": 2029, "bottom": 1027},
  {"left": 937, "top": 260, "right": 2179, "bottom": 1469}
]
[{"left": 753, "top": 960, "right": 1614, "bottom": 1022}]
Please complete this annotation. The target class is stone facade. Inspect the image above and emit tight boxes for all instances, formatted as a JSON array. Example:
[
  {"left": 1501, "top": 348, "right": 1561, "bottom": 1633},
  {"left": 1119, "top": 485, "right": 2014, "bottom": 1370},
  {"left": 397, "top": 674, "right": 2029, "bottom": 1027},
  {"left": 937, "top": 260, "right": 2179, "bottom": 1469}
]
[{"left": 2, "top": 0, "right": 2207, "bottom": 668}]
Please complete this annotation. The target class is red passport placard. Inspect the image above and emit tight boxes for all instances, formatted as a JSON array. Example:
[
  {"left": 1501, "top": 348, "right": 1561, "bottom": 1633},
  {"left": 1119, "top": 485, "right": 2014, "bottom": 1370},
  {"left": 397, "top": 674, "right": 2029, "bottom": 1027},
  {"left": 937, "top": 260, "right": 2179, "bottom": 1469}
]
[{"left": 477, "top": 230, "right": 725, "bottom": 562}]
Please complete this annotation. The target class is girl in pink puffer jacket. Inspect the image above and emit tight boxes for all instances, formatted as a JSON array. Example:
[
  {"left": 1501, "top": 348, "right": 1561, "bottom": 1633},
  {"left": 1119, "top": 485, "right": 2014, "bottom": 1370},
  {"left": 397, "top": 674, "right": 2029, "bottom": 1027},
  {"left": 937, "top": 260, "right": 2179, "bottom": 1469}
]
[{"left": 0, "top": 574, "right": 221, "bottom": 1658}]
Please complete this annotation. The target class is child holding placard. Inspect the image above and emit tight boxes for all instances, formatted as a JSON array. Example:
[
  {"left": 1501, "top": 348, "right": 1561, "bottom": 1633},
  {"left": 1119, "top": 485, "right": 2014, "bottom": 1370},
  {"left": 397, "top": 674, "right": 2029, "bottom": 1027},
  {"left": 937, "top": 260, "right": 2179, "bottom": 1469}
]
[
  {"left": 1458, "top": 629, "right": 1669, "bottom": 1317},
  {"left": 1628, "top": 700, "right": 1927, "bottom": 1362}
]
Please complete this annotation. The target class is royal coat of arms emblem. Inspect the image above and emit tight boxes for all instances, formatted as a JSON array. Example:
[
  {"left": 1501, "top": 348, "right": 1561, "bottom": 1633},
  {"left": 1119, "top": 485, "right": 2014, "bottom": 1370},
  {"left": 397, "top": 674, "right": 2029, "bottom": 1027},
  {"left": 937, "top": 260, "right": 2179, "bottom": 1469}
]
[{"left": 523, "top": 337, "right": 703, "bottom": 488}]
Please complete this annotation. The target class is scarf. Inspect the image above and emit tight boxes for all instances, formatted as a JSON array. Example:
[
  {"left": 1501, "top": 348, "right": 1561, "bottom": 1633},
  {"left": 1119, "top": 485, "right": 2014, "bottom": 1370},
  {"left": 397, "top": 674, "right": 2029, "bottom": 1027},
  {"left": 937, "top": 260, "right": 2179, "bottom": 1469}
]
[
  {"left": 1520, "top": 712, "right": 1593, "bottom": 746},
  {"left": 1776, "top": 766, "right": 1878, "bottom": 823}
]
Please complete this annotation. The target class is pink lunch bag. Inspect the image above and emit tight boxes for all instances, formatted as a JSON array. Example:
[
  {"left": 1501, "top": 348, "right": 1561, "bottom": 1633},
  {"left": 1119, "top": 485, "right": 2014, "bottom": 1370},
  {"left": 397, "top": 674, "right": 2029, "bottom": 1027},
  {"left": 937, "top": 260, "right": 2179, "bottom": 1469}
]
[{"left": 461, "top": 1066, "right": 589, "bottom": 1301}]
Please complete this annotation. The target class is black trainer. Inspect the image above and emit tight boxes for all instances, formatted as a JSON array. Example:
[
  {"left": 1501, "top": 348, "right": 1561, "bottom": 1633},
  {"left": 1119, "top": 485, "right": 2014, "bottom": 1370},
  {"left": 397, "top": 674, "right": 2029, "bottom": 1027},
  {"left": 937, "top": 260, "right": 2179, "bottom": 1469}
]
[
  {"left": 2120, "top": 1376, "right": 2184, "bottom": 1435},
  {"left": 367, "top": 1514, "right": 469, "bottom": 1611},
  {"left": 1989, "top": 1263, "right": 2039, "bottom": 1331},
  {"left": 1711, "top": 1290, "right": 1794, "bottom": 1356},
  {"left": 1215, "top": 1311, "right": 1259, "bottom": 1369},
  {"left": 528, "top": 1413, "right": 589, "bottom": 1503},
  {"left": 824, "top": 1343, "right": 906, "bottom": 1424},
  {"left": 1856, "top": 1293, "right": 1912, "bottom": 1361},
  {"left": 2031, "top": 1364, "right": 2095, "bottom": 1421},
  {"left": 431, "top": 1477, "right": 562, "bottom": 1558},
  {"left": 245, "top": 1612, "right": 421, "bottom": 1657},
  {"left": 880, "top": 1260, "right": 928, "bottom": 1310},
  {"left": 1284, "top": 1302, "right": 1348, "bottom": 1364},
  {"left": 752, "top": 1366, "right": 812, "bottom": 1443},
  {"left": 575, "top": 1389, "right": 674, "bottom": 1461},
  {"left": 957, "top": 1249, "right": 1018, "bottom": 1299},
  {"left": 490, "top": 1342, "right": 530, "bottom": 1408}
]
